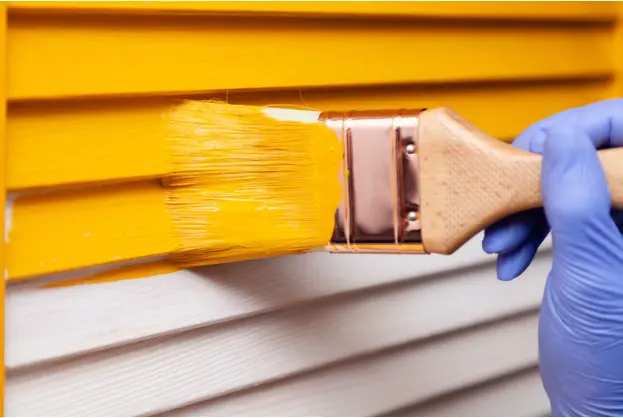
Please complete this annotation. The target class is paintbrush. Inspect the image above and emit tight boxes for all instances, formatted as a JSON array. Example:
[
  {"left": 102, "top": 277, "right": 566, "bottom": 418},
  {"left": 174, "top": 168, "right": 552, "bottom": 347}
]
[{"left": 6, "top": 101, "right": 623, "bottom": 281}]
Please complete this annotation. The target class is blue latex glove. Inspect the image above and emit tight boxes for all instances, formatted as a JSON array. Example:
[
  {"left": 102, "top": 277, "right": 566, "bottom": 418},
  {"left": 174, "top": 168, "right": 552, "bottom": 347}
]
[{"left": 483, "top": 99, "right": 623, "bottom": 415}]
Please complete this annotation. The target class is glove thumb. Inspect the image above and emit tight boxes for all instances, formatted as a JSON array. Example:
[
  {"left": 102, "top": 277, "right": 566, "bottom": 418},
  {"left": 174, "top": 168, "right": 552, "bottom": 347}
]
[{"left": 542, "top": 125, "right": 620, "bottom": 254}]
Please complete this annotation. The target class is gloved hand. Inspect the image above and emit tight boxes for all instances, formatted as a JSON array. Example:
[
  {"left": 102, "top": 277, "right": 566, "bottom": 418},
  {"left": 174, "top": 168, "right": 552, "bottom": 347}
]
[{"left": 483, "top": 99, "right": 623, "bottom": 415}]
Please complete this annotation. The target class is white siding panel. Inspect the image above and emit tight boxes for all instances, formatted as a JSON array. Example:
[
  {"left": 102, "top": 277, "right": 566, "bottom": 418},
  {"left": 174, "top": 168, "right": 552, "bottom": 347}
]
[
  {"left": 5, "top": 235, "right": 550, "bottom": 416},
  {"left": 163, "top": 312, "right": 541, "bottom": 417},
  {"left": 5, "top": 234, "right": 551, "bottom": 369},
  {"left": 392, "top": 367, "right": 550, "bottom": 417}
]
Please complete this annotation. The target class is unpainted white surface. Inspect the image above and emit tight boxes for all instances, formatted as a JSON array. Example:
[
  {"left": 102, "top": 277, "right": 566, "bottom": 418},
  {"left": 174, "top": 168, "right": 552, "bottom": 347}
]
[{"left": 5, "top": 234, "right": 551, "bottom": 416}]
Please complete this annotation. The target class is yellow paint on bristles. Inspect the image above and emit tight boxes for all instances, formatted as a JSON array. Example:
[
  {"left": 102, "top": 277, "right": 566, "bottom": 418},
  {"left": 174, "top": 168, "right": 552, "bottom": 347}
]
[
  {"left": 5, "top": 101, "right": 343, "bottom": 280},
  {"left": 165, "top": 101, "right": 343, "bottom": 267}
]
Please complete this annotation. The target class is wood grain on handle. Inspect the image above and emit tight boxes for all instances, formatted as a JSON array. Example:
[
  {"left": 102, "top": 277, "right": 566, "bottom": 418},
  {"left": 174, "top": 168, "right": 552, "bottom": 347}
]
[{"left": 418, "top": 107, "right": 623, "bottom": 255}]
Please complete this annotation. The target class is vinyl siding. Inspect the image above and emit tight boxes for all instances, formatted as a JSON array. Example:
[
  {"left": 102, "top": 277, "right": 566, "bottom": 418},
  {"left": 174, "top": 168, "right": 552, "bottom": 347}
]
[{"left": 7, "top": 236, "right": 551, "bottom": 416}]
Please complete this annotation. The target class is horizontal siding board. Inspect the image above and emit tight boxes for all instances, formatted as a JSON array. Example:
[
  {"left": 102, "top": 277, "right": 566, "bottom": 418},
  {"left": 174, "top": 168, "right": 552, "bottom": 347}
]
[
  {"left": 7, "top": 97, "right": 171, "bottom": 191},
  {"left": 162, "top": 312, "right": 540, "bottom": 417},
  {"left": 5, "top": 250, "right": 548, "bottom": 416},
  {"left": 7, "top": 122, "right": 560, "bottom": 280},
  {"left": 7, "top": 2, "right": 618, "bottom": 21},
  {"left": 391, "top": 367, "right": 549, "bottom": 417},
  {"left": 6, "top": 181, "right": 174, "bottom": 281},
  {"left": 6, "top": 235, "right": 550, "bottom": 368},
  {"left": 6, "top": 79, "right": 611, "bottom": 191},
  {"left": 7, "top": 15, "right": 613, "bottom": 100}
]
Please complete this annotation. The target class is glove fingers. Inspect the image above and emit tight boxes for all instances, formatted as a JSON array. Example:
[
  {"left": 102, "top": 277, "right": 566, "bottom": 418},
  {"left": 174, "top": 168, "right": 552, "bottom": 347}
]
[
  {"left": 495, "top": 214, "right": 549, "bottom": 281},
  {"left": 517, "top": 99, "right": 623, "bottom": 154},
  {"left": 482, "top": 210, "right": 539, "bottom": 254},
  {"left": 541, "top": 123, "right": 623, "bottom": 313},
  {"left": 564, "top": 99, "right": 623, "bottom": 148},
  {"left": 482, "top": 105, "right": 595, "bottom": 255},
  {"left": 513, "top": 106, "right": 584, "bottom": 154},
  {"left": 542, "top": 126, "right": 614, "bottom": 238},
  {"left": 484, "top": 98, "right": 623, "bottom": 276}
]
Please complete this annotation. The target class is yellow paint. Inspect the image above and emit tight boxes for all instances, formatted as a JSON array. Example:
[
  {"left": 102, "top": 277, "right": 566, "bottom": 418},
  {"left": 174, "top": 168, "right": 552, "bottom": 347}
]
[
  {"left": 6, "top": 102, "right": 342, "bottom": 280},
  {"left": 7, "top": 13, "right": 612, "bottom": 100},
  {"left": 7, "top": 2, "right": 617, "bottom": 22},
  {"left": 165, "top": 101, "right": 342, "bottom": 268},
  {"left": 7, "top": 79, "right": 612, "bottom": 191},
  {"left": 6, "top": 181, "right": 176, "bottom": 280},
  {"left": 7, "top": 98, "right": 171, "bottom": 191},
  {"left": 43, "top": 260, "right": 180, "bottom": 288},
  {"left": 0, "top": 4, "right": 6, "bottom": 414}
]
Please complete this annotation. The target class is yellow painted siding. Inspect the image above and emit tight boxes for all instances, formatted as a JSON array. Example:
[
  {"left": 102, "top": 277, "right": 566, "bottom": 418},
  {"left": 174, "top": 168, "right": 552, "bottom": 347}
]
[
  {"left": 7, "top": 181, "right": 173, "bottom": 281},
  {"left": 7, "top": 79, "right": 611, "bottom": 191},
  {"left": 7, "top": 15, "right": 613, "bottom": 100},
  {"left": 3, "top": 2, "right": 621, "bottom": 282}
]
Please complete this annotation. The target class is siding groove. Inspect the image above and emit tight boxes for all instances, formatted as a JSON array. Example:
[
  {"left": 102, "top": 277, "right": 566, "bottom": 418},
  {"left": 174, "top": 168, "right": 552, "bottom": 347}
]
[{"left": 387, "top": 366, "right": 549, "bottom": 417}]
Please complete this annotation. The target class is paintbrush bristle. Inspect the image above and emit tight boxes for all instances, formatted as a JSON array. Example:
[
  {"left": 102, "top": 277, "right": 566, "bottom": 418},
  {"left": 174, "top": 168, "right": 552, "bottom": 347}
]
[{"left": 164, "top": 100, "right": 343, "bottom": 266}]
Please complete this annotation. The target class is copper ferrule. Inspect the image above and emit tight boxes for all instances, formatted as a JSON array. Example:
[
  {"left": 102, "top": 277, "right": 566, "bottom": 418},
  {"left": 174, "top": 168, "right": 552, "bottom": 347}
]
[{"left": 319, "top": 109, "right": 427, "bottom": 255}]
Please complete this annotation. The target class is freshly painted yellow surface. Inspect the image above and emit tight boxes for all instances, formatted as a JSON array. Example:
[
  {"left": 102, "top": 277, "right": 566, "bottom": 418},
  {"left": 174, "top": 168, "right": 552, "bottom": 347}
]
[
  {"left": 6, "top": 181, "right": 175, "bottom": 280},
  {"left": 6, "top": 79, "right": 611, "bottom": 191},
  {"left": 7, "top": 2, "right": 617, "bottom": 21},
  {"left": 3, "top": 2, "right": 621, "bottom": 289},
  {"left": 7, "top": 14, "right": 612, "bottom": 100},
  {"left": 7, "top": 98, "right": 171, "bottom": 190},
  {"left": 6, "top": 102, "right": 343, "bottom": 280}
]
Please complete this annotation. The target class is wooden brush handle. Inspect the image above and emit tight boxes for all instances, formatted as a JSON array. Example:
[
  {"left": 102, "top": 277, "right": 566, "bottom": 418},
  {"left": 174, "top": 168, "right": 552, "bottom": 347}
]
[{"left": 418, "top": 107, "right": 623, "bottom": 255}]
